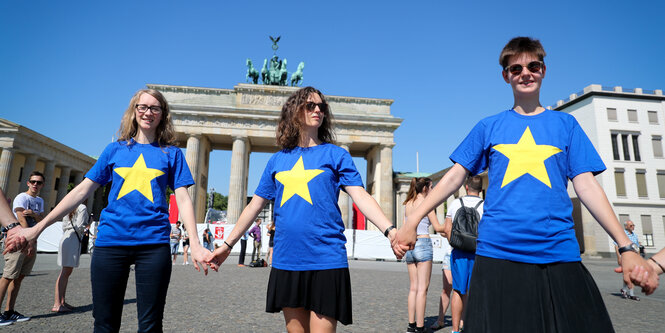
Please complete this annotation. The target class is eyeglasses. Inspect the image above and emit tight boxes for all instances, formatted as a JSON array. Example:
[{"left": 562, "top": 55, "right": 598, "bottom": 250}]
[
  {"left": 135, "top": 104, "right": 163, "bottom": 114},
  {"left": 305, "top": 102, "right": 327, "bottom": 113},
  {"left": 504, "top": 61, "right": 544, "bottom": 75},
  {"left": 28, "top": 180, "right": 44, "bottom": 185}
]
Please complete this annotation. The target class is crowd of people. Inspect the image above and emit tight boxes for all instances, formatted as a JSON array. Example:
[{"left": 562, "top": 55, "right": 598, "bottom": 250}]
[{"left": 0, "top": 36, "right": 662, "bottom": 332}]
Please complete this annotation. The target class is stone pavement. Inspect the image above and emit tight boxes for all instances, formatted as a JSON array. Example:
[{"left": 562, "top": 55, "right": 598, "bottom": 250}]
[{"left": 0, "top": 254, "right": 663, "bottom": 332}]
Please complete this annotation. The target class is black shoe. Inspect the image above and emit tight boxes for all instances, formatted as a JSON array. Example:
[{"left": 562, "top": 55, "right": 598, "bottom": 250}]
[
  {"left": 3, "top": 310, "right": 30, "bottom": 322},
  {"left": 620, "top": 289, "right": 628, "bottom": 298},
  {"left": 0, "top": 313, "right": 13, "bottom": 326},
  {"left": 628, "top": 295, "right": 640, "bottom": 301}
]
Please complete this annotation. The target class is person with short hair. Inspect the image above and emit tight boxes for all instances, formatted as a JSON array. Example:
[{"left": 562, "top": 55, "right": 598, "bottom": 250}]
[
  {"left": 249, "top": 219, "right": 262, "bottom": 262},
  {"left": 395, "top": 37, "right": 657, "bottom": 332},
  {"left": 443, "top": 176, "right": 483, "bottom": 333},
  {"left": 4, "top": 89, "right": 210, "bottom": 331},
  {"left": 0, "top": 171, "right": 45, "bottom": 324},
  {"left": 206, "top": 86, "right": 399, "bottom": 332},
  {"left": 615, "top": 220, "right": 641, "bottom": 301},
  {"left": 170, "top": 221, "right": 182, "bottom": 264}
]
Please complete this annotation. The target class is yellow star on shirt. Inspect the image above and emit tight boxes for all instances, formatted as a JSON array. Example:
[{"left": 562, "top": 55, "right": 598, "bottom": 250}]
[
  {"left": 114, "top": 154, "right": 165, "bottom": 202},
  {"left": 275, "top": 156, "right": 324, "bottom": 207},
  {"left": 492, "top": 126, "right": 562, "bottom": 188}
]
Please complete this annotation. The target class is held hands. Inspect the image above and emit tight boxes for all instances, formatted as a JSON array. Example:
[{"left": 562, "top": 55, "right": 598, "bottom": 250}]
[
  {"left": 205, "top": 244, "right": 232, "bottom": 272},
  {"left": 614, "top": 252, "right": 659, "bottom": 295},
  {"left": 2, "top": 226, "right": 33, "bottom": 255},
  {"left": 392, "top": 227, "right": 416, "bottom": 259},
  {"left": 189, "top": 243, "right": 211, "bottom": 275}
]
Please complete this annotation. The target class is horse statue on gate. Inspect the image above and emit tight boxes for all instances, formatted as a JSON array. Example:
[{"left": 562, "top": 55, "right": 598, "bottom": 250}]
[
  {"left": 261, "top": 59, "right": 268, "bottom": 85},
  {"left": 279, "top": 58, "right": 288, "bottom": 86},
  {"left": 290, "top": 62, "right": 305, "bottom": 86},
  {"left": 246, "top": 59, "right": 259, "bottom": 84}
]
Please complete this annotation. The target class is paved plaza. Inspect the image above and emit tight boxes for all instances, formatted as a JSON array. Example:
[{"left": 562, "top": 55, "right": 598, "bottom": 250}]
[{"left": 0, "top": 253, "right": 663, "bottom": 332}]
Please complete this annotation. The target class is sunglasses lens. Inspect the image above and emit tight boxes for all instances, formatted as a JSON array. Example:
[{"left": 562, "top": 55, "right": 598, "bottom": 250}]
[
  {"left": 508, "top": 64, "right": 523, "bottom": 75},
  {"left": 305, "top": 102, "right": 316, "bottom": 111},
  {"left": 527, "top": 61, "right": 542, "bottom": 73}
]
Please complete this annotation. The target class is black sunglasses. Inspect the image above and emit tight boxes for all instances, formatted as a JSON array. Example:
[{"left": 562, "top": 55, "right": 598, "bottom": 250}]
[
  {"left": 504, "top": 61, "right": 544, "bottom": 75},
  {"left": 28, "top": 180, "right": 44, "bottom": 185},
  {"left": 304, "top": 102, "right": 327, "bottom": 112}
]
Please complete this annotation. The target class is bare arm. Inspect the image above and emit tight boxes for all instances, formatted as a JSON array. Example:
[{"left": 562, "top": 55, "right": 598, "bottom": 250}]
[
  {"left": 442, "top": 217, "right": 452, "bottom": 241},
  {"left": 0, "top": 189, "right": 18, "bottom": 228},
  {"left": 174, "top": 186, "right": 208, "bottom": 274},
  {"left": 395, "top": 163, "right": 468, "bottom": 249},
  {"left": 572, "top": 172, "right": 658, "bottom": 294},
  {"left": 207, "top": 195, "right": 269, "bottom": 269},
  {"left": 4, "top": 178, "right": 99, "bottom": 253}
]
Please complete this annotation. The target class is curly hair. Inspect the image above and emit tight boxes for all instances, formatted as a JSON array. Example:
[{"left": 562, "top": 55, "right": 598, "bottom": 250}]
[
  {"left": 276, "top": 86, "right": 336, "bottom": 150},
  {"left": 116, "top": 89, "right": 176, "bottom": 147}
]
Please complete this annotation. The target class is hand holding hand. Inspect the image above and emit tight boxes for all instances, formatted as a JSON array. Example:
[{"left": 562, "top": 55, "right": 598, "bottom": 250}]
[
  {"left": 189, "top": 243, "right": 211, "bottom": 275},
  {"left": 3, "top": 226, "right": 33, "bottom": 254},
  {"left": 618, "top": 252, "right": 659, "bottom": 295},
  {"left": 206, "top": 245, "right": 231, "bottom": 272}
]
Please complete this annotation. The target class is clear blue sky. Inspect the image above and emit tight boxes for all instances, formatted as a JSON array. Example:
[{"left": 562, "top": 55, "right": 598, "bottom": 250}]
[{"left": 2, "top": 1, "right": 664, "bottom": 195}]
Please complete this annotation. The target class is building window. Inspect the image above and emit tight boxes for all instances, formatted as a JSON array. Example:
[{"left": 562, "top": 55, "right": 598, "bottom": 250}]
[
  {"left": 615, "top": 169, "right": 626, "bottom": 197},
  {"left": 619, "top": 214, "right": 631, "bottom": 224},
  {"left": 641, "top": 215, "right": 653, "bottom": 247},
  {"left": 658, "top": 171, "right": 665, "bottom": 198},
  {"left": 611, "top": 134, "right": 620, "bottom": 160},
  {"left": 632, "top": 135, "right": 641, "bottom": 161},
  {"left": 607, "top": 108, "right": 618, "bottom": 121},
  {"left": 622, "top": 134, "right": 631, "bottom": 161},
  {"left": 628, "top": 109, "right": 638, "bottom": 122},
  {"left": 648, "top": 111, "right": 659, "bottom": 124},
  {"left": 653, "top": 136, "right": 663, "bottom": 158},
  {"left": 636, "top": 170, "right": 648, "bottom": 198}
]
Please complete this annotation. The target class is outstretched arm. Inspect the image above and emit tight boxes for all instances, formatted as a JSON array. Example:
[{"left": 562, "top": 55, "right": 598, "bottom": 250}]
[
  {"left": 4, "top": 178, "right": 99, "bottom": 254},
  {"left": 395, "top": 163, "right": 468, "bottom": 251},
  {"left": 344, "top": 186, "right": 399, "bottom": 256},
  {"left": 207, "top": 195, "right": 269, "bottom": 270},
  {"left": 174, "top": 186, "right": 208, "bottom": 275},
  {"left": 572, "top": 172, "right": 658, "bottom": 294}
]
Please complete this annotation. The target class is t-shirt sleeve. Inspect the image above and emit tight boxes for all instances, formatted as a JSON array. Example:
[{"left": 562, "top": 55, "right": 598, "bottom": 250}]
[
  {"left": 85, "top": 143, "right": 115, "bottom": 186},
  {"left": 445, "top": 199, "right": 461, "bottom": 219},
  {"left": 254, "top": 154, "right": 277, "bottom": 201},
  {"left": 336, "top": 148, "right": 363, "bottom": 188},
  {"left": 449, "top": 121, "right": 488, "bottom": 175},
  {"left": 169, "top": 148, "right": 195, "bottom": 190},
  {"left": 12, "top": 194, "right": 28, "bottom": 213},
  {"left": 567, "top": 119, "right": 606, "bottom": 179}
]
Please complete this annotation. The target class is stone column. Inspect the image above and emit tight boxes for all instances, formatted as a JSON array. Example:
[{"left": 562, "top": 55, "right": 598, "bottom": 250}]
[
  {"left": 379, "top": 145, "right": 394, "bottom": 226},
  {"left": 241, "top": 139, "right": 252, "bottom": 211},
  {"left": 72, "top": 171, "right": 84, "bottom": 186},
  {"left": 185, "top": 135, "right": 201, "bottom": 205},
  {"left": 56, "top": 166, "right": 71, "bottom": 204},
  {"left": 397, "top": 191, "right": 407, "bottom": 228},
  {"left": 228, "top": 136, "right": 248, "bottom": 224},
  {"left": 41, "top": 160, "right": 56, "bottom": 213},
  {"left": 19, "top": 154, "right": 38, "bottom": 192},
  {"left": 0, "top": 148, "right": 14, "bottom": 192},
  {"left": 338, "top": 144, "right": 350, "bottom": 228}
]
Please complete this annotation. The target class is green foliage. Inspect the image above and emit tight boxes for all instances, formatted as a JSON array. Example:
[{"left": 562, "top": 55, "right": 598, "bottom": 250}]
[{"left": 207, "top": 192, "right": 227, "bottom": 211}]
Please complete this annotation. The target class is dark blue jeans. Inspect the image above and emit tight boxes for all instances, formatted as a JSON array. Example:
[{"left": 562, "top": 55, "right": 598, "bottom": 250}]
[{"left": 91, "top": 244, "right": 171, "bottom": 333}]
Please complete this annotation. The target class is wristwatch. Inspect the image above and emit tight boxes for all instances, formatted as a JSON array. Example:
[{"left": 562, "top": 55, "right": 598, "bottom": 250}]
[
  {"left": 383, "top": 226, "right": 395, "bottom": 237},
  {"left": 618, "top": 243, "right": 639, "bottom": 255},
  {"left": 1, "top": 222, "right": 20, "bottom": 234}
]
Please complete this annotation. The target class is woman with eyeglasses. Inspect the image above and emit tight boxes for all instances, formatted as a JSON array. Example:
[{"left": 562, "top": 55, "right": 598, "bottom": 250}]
[
  {"left": 206, "top": 86, "right": 399, "bottom": 332},
  {"left": 5, "top": 89, "right": 209, "bottom": 332}
]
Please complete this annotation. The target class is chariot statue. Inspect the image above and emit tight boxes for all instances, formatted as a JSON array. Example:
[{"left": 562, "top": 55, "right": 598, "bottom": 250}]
[{"left": 244, "top": 36, "right": 305, "bottom": 86}]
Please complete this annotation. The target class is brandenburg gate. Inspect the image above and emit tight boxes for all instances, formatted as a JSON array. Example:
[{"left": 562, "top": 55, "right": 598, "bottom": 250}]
[{"left": 150, "top": 83, "right": 402, "bottom": 228}]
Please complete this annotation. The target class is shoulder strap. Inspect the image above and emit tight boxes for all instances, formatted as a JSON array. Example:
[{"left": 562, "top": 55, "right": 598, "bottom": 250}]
[
  {"left": 474, "top": 199, "right": 484, "bottom": 210},
  {"left": 459, "top": 197, "right": 465, "bottom": 208}
]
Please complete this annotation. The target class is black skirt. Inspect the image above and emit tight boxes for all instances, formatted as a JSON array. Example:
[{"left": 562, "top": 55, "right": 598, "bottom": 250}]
[
  {"left": 266, "top": 267, "right": 353, "bottom": 325},
  {"left": 463, "top": 255, "right": 614, "bottom": 333}
]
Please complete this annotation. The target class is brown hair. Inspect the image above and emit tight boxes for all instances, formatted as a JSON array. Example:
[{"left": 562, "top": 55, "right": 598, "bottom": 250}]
[
  {"left": 116, "top": 89, "right": 176, "bottom": 146},
  {"left": 466, "top": 175, "right": 483, "bottom": 192},
  {"left": 276, "top": 86, "right": 335, "bottom": 150},
  {"left": 499, "top": 37, "right": 546, "bottom": 69},
  {"left": 403, "top": 177, "right": 432, "bottom": 205}
]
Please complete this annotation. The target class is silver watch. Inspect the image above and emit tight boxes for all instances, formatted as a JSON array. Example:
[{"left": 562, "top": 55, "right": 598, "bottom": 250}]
[{"left": 618, "top": 243, "right": 639, "bottom": 255}]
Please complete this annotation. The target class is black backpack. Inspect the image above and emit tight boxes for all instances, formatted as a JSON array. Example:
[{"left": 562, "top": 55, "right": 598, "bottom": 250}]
[{"left": 449, "top": 197, "right": 483, "bottom": 252}]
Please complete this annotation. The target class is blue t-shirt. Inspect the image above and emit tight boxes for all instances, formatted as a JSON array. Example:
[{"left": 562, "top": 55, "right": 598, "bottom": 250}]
[
  {"left": 85, "top": 140, "right": 194, "bottom": 247},
  {"left": 450, "top": 109, "right": 606, "bottom": 264},
  {"left": 255, "top": 143, "right": 363, "bottom": 271}
]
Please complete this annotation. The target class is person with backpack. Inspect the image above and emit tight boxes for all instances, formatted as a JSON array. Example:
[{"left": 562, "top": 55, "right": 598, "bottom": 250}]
[{"left": 443, "top": 176, "right": 483, "bottom": 333}]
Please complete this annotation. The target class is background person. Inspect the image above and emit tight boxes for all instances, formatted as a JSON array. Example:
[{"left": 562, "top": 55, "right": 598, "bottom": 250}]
[
  {"left": 4, "top": 89, "right": 210, "bottom": 332},
  {"left": 403, "top": 177, "right": 444, "bottom": 333},
  {"left": 238, "top": 230, "right": 249, "bottom": 266},
  {"left": 431, "top": 237, "right": 453, "bottom": 331},
  {"left": 267, "top": 221, "right": 275, "bottom": 266},
  {"left": 202, "top": 228, "right": 214, "bottom": 252},
  {"left": 615, "top": 220, "right": 641, "bottom": 301},
  {"left": 206, "top": 86, "right": 399, "bottom": 333},
  {"left": 170, "top": 221, "right": 182, "bottom": 264},
  {"left": 249, "top": 219, "right": 262, "bottom": 262},
  {"left": 182, "top": 227, "right": 190, "bottom": 265},
  {"left": 0, "top": 171, "right": 45, "bottom": 324},
  {"left": 52, "top": 203, "right": 90, "bottom": 313}
]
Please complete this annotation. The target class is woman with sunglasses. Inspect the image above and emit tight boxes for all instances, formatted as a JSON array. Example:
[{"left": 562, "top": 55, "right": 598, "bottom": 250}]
[
  {"left": 5, "top": 89, "right": 209, "bottom": 332},
  {"left": 207, "top": 86, "right": 399, "bottom": 332},
  {"left": 395, "top": 37, "right": 657, "bottom": 332}
]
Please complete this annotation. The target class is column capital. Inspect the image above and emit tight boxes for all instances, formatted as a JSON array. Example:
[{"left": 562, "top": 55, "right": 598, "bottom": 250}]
[{"left": 232, "top": 135, "right": 248, "bottom": 142}]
